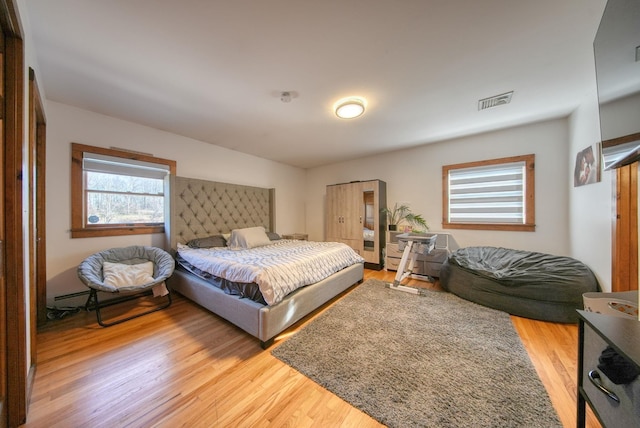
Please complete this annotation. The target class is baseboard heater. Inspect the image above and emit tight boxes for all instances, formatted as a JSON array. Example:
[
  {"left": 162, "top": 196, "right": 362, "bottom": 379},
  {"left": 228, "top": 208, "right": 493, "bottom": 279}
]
[
  {"left": 54, "top": 290, "right": 90, "bottom": 301},
  {"left": 52, "top": 289, "right": 152, "bottom": 308},
  {"left": 52, "top": 290, "right": 90, "bottom": 308}
]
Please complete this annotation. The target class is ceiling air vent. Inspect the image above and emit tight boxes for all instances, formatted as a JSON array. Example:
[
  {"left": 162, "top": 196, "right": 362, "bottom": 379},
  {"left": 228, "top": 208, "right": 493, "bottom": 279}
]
[{"left": 478, "top": 91, "right": 513, "bottom": 111}]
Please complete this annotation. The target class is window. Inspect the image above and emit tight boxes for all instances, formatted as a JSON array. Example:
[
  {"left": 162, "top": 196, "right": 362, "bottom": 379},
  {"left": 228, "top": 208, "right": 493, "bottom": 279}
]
[
  {"left": 442, "top": 154, "right": 535, "bottom": 231},
  {"left": 71, "top": 143, "right": 176, "bottom": 238}
]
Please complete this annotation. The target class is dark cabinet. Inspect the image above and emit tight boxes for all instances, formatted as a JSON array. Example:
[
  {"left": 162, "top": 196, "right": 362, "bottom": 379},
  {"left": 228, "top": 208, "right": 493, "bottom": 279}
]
[{"left": 577, "top": 310, "right": 640, "bottom": 427}]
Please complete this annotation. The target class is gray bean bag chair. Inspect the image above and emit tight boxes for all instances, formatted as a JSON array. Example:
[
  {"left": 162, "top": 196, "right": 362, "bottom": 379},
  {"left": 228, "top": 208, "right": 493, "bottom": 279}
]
[
  {"left": 77, "top": 246, "right": 175, "bottom": 326},
  {"left": 440, "top": 246, "right": 599, "bottom": 323}
]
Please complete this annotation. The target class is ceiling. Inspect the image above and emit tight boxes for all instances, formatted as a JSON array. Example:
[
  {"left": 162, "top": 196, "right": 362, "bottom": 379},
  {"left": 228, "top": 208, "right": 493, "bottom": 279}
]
[{"left": 25, "top": 0, "right": 607, "bottom": 169}]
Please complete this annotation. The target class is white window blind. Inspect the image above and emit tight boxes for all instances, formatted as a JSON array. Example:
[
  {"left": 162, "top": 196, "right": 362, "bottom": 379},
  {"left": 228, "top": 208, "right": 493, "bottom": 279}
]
[
  {"left": 82, "top": 153, "right": 170, "bottom": 226},
  {"left": 83, "top": 153, "right": 170, "bottom": 179},
  {"left": 447, "top": 161, "right": 526, "bottom": 224}
]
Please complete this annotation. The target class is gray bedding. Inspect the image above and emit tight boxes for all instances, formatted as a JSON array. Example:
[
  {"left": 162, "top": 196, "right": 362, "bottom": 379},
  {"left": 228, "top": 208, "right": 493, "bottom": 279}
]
[
  {"left": 440, "top": 246, "right": 599, "bottom": 323},
  {"left": 175, "top": 254, "right": 266, "bottom": 304}
]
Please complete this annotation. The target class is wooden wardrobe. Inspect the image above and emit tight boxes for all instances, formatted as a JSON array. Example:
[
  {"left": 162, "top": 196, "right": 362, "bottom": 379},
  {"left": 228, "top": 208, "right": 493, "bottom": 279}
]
[{"left": 326, "top": 180, "right": 387, "bottom": 269}]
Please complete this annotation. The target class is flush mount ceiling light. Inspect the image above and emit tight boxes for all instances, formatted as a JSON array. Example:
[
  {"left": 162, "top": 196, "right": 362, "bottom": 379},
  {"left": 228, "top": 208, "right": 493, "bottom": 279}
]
[{"left": 334, "top": 97, "right": 366, "bottom": 119}]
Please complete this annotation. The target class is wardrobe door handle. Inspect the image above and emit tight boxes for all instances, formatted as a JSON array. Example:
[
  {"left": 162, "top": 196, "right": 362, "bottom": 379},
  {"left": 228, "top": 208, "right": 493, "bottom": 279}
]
[{"left": 588, "top": 370, "right": 620, "bottom": 403}]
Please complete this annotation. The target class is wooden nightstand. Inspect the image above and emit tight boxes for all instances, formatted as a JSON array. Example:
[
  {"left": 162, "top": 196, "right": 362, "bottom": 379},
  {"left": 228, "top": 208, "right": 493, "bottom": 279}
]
[{"left": 282, "top": 233, "right": 308, "bottom": 240}]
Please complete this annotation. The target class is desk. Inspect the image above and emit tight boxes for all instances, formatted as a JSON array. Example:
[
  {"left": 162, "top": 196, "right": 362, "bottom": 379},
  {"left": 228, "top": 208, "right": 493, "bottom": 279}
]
[
  {"left": 385, "top": 231, "right": 451, "bottom": 277},
  {"left": 389, "top": 233, "right": 437, "bottom": 294}
]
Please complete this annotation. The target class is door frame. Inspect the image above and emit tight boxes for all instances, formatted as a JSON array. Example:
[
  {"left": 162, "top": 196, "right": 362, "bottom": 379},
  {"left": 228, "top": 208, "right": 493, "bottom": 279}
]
[
  {"left": 29, "top": 67, "right": 46, "bottom": 329},
  {"left": 1, "top": 0, "right": 27, "bottom": 426}
]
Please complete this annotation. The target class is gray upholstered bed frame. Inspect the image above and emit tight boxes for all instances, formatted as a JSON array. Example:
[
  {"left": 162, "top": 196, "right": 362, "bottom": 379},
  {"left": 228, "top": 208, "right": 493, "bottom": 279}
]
[{"left": 165, "top": 176, "right": 364, "bottom": 348}]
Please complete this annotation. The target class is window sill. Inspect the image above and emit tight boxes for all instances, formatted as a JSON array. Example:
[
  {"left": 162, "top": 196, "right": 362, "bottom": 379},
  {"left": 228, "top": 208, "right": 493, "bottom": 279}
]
[
  {"left": 71, "top": 225, "right": 165, "bottom": 238},
  {"left": 442, "top": 222, "right": 535, "bottom": 232}
]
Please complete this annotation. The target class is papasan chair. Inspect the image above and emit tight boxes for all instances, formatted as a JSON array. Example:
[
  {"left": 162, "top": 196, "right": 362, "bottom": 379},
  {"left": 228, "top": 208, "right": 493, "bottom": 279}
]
[{"left": 77, "top": 246, "right": 175, "bottom": 327}]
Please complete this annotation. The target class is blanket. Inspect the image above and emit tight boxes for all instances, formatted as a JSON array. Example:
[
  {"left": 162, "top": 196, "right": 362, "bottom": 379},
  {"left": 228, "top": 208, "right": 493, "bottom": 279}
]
[{"left": 177, "top": 240, "right": 364, "bottom": 305}]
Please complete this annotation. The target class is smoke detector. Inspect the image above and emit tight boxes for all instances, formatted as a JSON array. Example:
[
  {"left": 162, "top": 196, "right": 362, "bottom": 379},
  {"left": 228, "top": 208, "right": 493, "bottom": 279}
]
[
  {"left": 280, "top": 91, "right": 292, "bottom": 103},
  {"left": 478, "top": 91, "right": 513, "bottom": 111}
]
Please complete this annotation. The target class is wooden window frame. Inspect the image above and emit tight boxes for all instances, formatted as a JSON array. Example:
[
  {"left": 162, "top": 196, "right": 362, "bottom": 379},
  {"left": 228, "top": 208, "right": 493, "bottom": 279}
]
[
  {"left": 442, "top": 154, "right": 535, "bottom": 232},
  {"left": 71, "top": 143, "right": 176, "bottom": 238}
]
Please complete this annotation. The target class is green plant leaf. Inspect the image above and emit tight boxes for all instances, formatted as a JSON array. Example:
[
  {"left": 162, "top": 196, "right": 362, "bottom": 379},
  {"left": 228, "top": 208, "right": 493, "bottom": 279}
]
[{"left": 382, "top": 203, "right": 429, "bottom": 230}]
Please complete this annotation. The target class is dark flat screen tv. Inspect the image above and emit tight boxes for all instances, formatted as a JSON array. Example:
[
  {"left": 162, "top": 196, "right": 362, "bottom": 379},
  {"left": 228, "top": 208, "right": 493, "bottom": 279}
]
[{"left": 594, "top": 0, "right": 640, "bottom": 170}]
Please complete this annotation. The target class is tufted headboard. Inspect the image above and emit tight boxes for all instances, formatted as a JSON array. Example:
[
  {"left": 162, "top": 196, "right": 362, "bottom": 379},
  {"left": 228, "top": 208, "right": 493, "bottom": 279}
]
[{"left": 166, "top": 176, "right": 275, "bottom": 252}]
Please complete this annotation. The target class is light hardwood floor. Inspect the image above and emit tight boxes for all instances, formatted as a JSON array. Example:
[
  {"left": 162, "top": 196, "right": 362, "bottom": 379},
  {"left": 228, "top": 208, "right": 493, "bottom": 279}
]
[{"left": 22, "top": 270, "right": 601, "bottom": 427}]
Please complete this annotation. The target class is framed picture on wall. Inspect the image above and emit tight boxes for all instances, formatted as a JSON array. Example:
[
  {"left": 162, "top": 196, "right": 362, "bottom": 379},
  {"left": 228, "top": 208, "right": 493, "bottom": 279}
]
[{"left": 573, "top": 143, "right": 601, "bottom": 187}]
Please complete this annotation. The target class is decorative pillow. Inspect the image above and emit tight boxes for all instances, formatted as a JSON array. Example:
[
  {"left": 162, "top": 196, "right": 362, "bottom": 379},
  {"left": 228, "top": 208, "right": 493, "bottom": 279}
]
[
  {"left": 266, "top": 231, "right": 281, "bottom": 241},
  {"left": 103, "top": 261, "right": 155, "bottom": 288},
  {"left": 227, "top": 226, "right": 272, "bottom": 250},
  {"left": 187, "top": 235, "right": 227, "bottom": 248}
]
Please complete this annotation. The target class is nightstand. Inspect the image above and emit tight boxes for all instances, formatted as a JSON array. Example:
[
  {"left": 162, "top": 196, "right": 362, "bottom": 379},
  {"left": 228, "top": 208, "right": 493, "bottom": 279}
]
[{"left": 282, "top": 233, "right": 308, "bottom": 240}]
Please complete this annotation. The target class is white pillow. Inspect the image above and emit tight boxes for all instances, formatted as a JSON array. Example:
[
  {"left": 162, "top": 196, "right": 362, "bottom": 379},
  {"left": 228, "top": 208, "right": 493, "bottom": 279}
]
[
  {"left": 227, "top": 226, "right": 272, "bottom": 250},
  {"left": 103, "top": 261, "right": 155, "bottom": 288}
]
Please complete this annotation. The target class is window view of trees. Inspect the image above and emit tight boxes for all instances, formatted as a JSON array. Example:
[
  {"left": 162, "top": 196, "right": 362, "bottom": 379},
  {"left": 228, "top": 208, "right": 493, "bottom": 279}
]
[
  {"left": 85, "top": 172, "right": 164, "bottom": 225},
  {"left": 71, "top": 143, "right": 176, "bottom": 238}
]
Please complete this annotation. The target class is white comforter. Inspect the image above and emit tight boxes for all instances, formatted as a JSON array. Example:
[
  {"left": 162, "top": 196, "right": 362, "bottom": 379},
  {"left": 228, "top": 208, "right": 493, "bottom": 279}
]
[{"left": 177, "top": 240, "right": 364, "bottom": 305}]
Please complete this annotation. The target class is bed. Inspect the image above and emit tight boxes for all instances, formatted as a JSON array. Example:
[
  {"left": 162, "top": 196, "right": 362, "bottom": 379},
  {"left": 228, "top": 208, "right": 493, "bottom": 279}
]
[
  {"left": 165, "top": 176, "right": 365, "bottom": 348},
  {"left": 440, "top": 246, "right": 599, "bottom": 323},
  {"left": 363, "top": 227, "right": 375, "bottom": 249}
]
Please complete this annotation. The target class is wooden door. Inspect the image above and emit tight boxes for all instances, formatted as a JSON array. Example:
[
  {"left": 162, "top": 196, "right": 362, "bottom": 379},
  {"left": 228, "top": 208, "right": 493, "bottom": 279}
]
[
  {"left": 361, "top": 181, "right": 378, "bottom": 264},
  {"left": 612, "top": 162, "right": 638, "bottom": 292},
  {"left": 343, "top": 182, "right": 363, "bottom": 245},
  {"left": 1, "top": 1, "right": 27, "bottom": 424},
  {"left": 29, "top": 69, "right": 47, "bottom": 328},
  {"left": 326, "top": 183, "right": 356, "bottom": 239},
  {"left": 325, "top": 184, "right": 343, "bottom": 240},
  {"left": 0, "top": 23, "right": 6, "bottom": 428},
  {"left": 325, "top": 182, "right": 362, "bottom": 253}
]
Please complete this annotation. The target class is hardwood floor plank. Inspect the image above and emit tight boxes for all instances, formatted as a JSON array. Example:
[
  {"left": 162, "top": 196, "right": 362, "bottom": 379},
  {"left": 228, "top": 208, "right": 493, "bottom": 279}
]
[{"left": 22, "top": 269, "right": 601, "bottom": 427}]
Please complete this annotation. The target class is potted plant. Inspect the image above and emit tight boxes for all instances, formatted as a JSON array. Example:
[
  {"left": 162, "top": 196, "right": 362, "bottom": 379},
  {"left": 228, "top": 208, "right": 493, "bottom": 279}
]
[{"left": 382, "top": 203, "right": 429, "bottom": 231}]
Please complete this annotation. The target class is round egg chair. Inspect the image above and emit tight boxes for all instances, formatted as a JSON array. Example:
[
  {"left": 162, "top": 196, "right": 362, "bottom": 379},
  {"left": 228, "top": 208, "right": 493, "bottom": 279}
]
[{"left": 77, "top": 246, "right": 175, "bottom": 327}]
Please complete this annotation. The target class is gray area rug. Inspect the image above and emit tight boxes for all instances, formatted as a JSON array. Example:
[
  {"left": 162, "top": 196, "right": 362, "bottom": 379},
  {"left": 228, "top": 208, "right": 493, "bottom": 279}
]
[{"left": 272, "top": 279, "right": 561, "bottom": 428}]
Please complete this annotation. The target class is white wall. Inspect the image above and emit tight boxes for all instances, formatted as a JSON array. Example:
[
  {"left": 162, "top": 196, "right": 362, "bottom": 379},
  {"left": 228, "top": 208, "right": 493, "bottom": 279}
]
[
  {"left": 307, "top": 118, "right": 571, "bottom": 255},
  {"left": 45, "top": 87, "right": 615, "bottom": 300},
  {"left": 569, "top": 93, "right": 612, "bottom": 292},
  {"left": 46, "top": 101, "right": 307, "bottom": 301}
]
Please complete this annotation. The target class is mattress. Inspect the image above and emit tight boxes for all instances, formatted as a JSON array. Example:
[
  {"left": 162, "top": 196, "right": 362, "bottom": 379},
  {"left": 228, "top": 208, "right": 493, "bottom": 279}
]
[
  {"left": 177, "top": 239, "right": 365, "bottom": 305},
  {"left": 176, "top": 253, "right": 267, "bottom": 304}
]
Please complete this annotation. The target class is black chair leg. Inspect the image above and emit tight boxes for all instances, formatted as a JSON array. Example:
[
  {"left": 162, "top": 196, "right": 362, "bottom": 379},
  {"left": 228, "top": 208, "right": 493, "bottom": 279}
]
[{"left": 84, "top": 288, "right": 172, "bottom": 327}]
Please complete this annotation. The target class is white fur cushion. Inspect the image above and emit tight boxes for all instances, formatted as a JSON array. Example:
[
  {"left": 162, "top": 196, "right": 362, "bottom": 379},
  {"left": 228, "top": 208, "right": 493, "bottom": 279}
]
[
  {"left": 103, "top": 261, "right": 155, "bottom": 288},
  {"left": 227, "top": 226, "right": 272, "bottom": 250}
]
